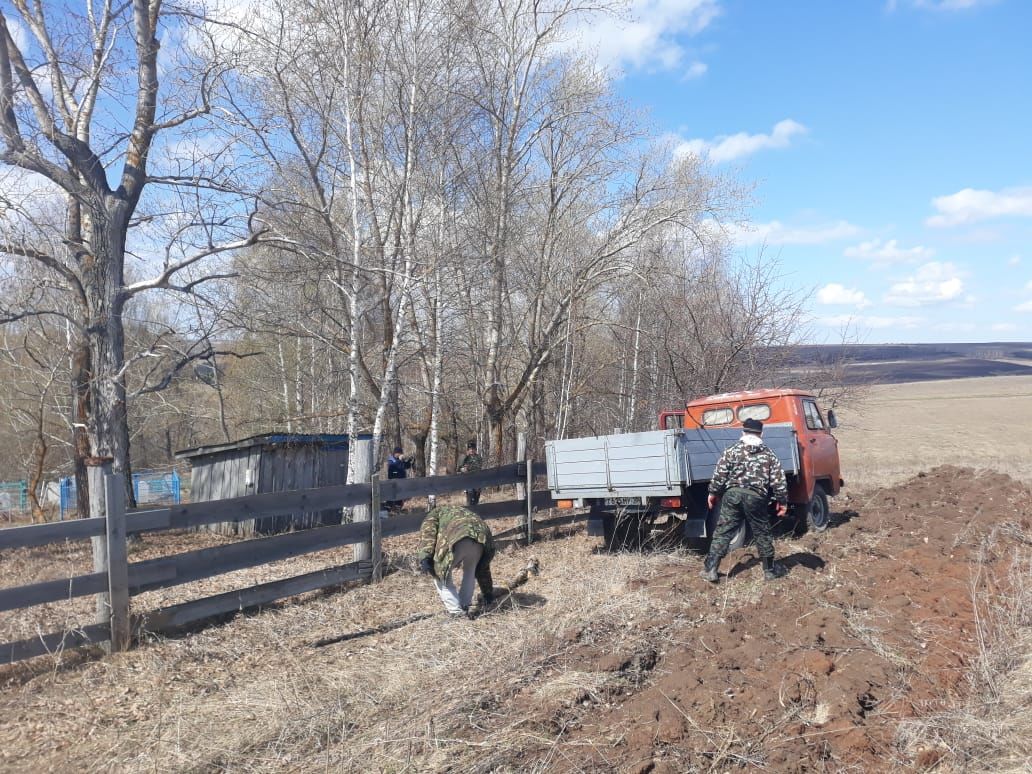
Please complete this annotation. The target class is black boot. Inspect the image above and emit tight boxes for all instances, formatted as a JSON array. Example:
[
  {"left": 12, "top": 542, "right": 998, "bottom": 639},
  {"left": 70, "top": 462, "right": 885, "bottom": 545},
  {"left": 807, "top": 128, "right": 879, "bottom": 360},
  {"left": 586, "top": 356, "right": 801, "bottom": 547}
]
[
  {"left": 763, "top": 556, "right": 787, "bottom": 581},
  {"left": 700, "top": 554, "right": 721, "bottom": 583}
]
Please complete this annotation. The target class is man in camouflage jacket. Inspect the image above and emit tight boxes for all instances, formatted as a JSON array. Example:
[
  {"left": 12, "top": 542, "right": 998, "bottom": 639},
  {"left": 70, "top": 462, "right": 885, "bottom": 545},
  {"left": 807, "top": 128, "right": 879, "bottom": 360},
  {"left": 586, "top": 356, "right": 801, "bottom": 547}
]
[
  {"left": 459, "top": 439, "right": 483, "bottom": 506},
  {"left": 417, "top": 504, "right": 495, "bottom": 615},
  {"left": 700, "top": 418, "right": 789, "bottom": 583}
]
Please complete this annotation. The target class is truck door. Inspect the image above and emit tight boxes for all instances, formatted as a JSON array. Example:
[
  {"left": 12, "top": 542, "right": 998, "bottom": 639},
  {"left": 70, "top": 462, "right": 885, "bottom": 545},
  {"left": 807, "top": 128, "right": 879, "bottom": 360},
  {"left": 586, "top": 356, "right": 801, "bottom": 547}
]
[{"left": 800, "top": 398, "right": 841, "bottom": 496}]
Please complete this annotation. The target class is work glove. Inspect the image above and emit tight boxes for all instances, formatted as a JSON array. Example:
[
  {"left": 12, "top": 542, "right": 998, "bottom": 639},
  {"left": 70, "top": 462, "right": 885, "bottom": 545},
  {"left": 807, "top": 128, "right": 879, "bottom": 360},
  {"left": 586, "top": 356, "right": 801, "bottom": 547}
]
[{"left": 419, "top": 557, "right": 434, "bottom": 576}]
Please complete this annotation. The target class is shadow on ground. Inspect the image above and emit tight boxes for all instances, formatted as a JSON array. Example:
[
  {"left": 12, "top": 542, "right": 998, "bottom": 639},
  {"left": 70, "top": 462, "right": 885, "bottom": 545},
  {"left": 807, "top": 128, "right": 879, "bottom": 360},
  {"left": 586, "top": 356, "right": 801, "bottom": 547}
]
[{"left": 726, "top": 550, "right": 827, "bottom": 579}]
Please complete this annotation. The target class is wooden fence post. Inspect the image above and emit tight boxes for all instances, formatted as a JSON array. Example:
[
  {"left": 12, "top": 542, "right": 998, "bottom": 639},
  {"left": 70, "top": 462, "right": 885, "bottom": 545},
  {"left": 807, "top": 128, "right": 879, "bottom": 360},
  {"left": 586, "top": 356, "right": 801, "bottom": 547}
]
[
  {"left": 515, "top": 431, "right": 527, "bottom": 501},
  {"left": 351, "top": 438, "right": 374, "bottom": 564},
  {"left": 524, "top": 457, "right": 534, "bottom": 545},
  {"left": 87, "top": 459, "right": 112, "bottom": 650},
  {"left": 103, "top": 473, "right": 130, "bottom": 652},
  {"left": 88, "top": 460, "right": 129, "bottom": 653},
  {"left": 369, "top": 474, "right": 383, "bottom": 582}
]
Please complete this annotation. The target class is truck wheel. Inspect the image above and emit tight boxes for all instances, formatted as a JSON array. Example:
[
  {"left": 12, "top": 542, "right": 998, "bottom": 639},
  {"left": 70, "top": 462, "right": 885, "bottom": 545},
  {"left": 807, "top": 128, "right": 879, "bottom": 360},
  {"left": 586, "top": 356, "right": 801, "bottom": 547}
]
[
  {"left": 727, "top": 521, "right": 749, "bottom": 551},
  {"left": 601, "top": 512, "right": 617, "bottom": 550},
  {"left": 807, "top": 488, "right": 830, "bottom": 532}
]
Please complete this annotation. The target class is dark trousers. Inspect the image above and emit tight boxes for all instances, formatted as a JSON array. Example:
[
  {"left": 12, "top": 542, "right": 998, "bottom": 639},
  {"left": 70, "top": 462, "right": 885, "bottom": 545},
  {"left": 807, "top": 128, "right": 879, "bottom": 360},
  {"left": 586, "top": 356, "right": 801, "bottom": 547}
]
[
  {"left": 465, "top": 489, "right": 481, "bottom": 506},
  {"left": 709, "top": 487, "right": 775, "bottom": 559}
]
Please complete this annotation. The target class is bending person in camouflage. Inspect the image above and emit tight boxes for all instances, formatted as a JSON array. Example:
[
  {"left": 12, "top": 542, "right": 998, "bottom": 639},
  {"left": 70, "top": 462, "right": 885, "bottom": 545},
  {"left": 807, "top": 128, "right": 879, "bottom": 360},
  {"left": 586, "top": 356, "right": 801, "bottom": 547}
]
[
  {"left": 701, "top": 418, "right": 790, "bottom": 583},
  {"left": 417, "top": 505, "right": 495, "bottom": 615}
]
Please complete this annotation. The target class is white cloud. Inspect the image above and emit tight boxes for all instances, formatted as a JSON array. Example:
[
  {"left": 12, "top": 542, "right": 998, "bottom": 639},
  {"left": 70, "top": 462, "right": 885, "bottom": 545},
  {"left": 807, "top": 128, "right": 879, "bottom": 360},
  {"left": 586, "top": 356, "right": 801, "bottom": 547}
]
[
  {"left": 926, "top": 186, "right": 1032, "bottom": 227},
  {"left": 932, "top": 322, "right": 977, "bottom": 333},
  {"left": 844, "top": 238, "right": 934, "bottom": 264},
  {"left": 728, "top": 219, "right": 860, "bottom": 246},
  {"left": 888, "top": 0, "right": 997, "bottom": 10},
  {"left": 564, "top": 0, "right": 720, "bottom": 74},
  {"left": 817, "top": 283, "right": 870, "bottom": 308},
  {"left": 819, "top": 314, "right": 924, "bottom": 330},
  {"left": 884, "top": 261, "right": 966, "bottom": 306},
  {"left": 914, "top": 0, "right": 996, "bottom": 9},
  {"left": 0, "top": 164, "right": 63, "bottom": 215},
  {"left": 7, "top": 18, "right": 30, "bottom": 52},
  {"left": 1009, "top": 255, "right": 1022, "bottom": 266},
  {"left": 674, "top": 119, "right": 808, "bottom": 163},
  {"left": 1015, "top": 300, "right": 1032, "bottom": 313},
  {"left": 992, "top": 322, "right": 1018, "bottom": 332},
  {"left": 683, "top": 61, "right": 708, "bottom": 80}
]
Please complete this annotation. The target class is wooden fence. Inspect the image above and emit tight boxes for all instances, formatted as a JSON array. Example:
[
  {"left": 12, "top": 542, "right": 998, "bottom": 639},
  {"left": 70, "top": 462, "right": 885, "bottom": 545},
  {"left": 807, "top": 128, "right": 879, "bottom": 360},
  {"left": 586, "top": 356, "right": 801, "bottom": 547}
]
[{"left": 0, "top": 456, "right": 580, "bottom": 666}]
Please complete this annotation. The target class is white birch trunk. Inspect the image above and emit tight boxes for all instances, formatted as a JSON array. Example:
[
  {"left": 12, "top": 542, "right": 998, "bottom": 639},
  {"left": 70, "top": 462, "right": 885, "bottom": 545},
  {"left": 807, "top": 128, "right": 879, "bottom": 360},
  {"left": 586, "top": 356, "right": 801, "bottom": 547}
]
[
  {"left": 277, "top": 339, "right": 292, "bottom": 432},
  {"left": 626, "top": 297, "right": 643, "bottom": 430}
]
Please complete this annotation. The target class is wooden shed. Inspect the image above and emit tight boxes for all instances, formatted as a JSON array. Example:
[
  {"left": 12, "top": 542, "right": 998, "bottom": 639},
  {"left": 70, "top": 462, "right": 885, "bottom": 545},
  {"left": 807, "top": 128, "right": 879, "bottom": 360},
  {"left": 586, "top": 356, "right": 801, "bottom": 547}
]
[{"left": 175, "top": 433, "right": 364, "bottom": 536}]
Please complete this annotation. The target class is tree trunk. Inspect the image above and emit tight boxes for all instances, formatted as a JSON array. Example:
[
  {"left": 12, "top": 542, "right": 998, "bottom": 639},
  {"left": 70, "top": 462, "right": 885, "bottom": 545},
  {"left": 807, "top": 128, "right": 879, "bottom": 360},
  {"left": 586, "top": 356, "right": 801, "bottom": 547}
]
[
  {"left": 70, "top": 339, "right": 92, "bottom": 518},
  {"left": 83, "top": 200, "right": 134, "bottom": 512}
]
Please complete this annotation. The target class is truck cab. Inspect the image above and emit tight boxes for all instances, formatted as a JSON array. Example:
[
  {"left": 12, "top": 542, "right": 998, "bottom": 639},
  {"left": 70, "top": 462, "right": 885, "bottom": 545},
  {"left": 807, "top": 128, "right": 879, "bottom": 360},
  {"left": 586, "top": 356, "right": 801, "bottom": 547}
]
[{"left": 660, "top": 388, "right": 843, "bottom": 530}]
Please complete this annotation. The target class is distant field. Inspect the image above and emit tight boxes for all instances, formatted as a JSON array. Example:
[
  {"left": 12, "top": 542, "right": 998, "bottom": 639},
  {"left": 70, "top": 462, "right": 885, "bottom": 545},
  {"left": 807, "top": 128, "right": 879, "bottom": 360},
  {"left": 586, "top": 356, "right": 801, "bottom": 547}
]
[
  {"left": 789, "top": 341, "right": 1032, "bottom": 385},
  {"left": 833, "top": 374, "right": 1032, "bottom": 490},
  {"left": 840, "top": 357, "right": 1032, "bottom": 384}
]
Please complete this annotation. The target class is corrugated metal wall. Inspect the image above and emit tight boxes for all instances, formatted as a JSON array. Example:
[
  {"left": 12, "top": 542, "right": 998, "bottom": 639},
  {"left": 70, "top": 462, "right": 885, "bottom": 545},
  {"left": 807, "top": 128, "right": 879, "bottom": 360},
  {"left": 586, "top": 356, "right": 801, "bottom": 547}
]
[{"left": 193, "top": 442, "right": 349, "bottom": 537}]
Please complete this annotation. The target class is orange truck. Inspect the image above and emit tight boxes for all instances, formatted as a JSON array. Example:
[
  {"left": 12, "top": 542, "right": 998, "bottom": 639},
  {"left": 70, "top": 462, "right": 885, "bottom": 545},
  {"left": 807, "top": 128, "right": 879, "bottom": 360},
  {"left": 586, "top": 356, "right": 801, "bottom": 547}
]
[{"left": 545, "top": 389, "right": 843, "bottom": 550}]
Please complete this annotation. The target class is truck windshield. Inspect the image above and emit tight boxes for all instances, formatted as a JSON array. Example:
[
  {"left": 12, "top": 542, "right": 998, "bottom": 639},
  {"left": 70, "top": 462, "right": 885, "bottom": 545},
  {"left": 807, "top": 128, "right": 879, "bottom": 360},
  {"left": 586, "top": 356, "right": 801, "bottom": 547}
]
[
  {"left": 803, "top": 400, "right": 826, "bottom": 430},
  {"left": 737, "top": 404, "right": 771, "bottom": 422}
]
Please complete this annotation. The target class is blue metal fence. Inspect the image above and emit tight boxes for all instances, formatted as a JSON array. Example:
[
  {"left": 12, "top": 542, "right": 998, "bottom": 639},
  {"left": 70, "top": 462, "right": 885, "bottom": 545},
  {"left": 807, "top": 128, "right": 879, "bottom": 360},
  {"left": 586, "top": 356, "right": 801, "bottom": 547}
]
[
  {"left": 0, "top": 480, "right": 28, "bottom": 513},
  {"left": 59, "top": 470, "right": 181, "bottom": 519}
]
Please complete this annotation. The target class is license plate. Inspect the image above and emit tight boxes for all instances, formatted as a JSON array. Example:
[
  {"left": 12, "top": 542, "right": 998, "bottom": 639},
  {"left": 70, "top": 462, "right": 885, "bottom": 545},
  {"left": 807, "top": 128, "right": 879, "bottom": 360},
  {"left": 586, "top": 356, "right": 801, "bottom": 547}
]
[{"left": 604, "top": 497, "right": 640, "bottom": 506}]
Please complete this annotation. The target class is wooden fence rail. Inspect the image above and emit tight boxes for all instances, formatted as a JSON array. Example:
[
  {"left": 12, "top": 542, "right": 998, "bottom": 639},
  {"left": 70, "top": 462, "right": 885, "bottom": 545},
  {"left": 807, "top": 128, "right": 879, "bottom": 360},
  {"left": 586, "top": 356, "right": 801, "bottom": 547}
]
[{"left": 0, "top": 459, "right": 568, "bottom": 666}]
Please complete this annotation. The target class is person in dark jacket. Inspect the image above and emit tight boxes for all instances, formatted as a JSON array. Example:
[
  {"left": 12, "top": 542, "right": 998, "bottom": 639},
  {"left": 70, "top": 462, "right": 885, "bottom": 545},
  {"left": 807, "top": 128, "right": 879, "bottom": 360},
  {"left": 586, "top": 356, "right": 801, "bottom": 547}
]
[
  {"left": 385, "top": 446, "right": 413, "bottom": 513},
  {"left": 700, "top": 418, "right": 789, "bottom": 583},
  {"left": 459, "top": 439, "right": 483, "bottom": 506}
]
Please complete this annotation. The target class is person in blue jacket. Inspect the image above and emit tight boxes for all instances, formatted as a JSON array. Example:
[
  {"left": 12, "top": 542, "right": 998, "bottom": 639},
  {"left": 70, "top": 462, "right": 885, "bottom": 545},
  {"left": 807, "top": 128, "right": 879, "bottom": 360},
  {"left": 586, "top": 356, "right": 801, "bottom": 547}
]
[{"left": 385, "top": 446, "right": 413, "bottom": 512}]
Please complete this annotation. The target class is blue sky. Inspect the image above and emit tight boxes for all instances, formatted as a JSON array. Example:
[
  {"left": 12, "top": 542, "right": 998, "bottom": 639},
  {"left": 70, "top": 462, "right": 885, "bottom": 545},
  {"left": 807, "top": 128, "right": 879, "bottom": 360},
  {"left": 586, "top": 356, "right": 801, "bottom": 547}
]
[{"left": 580, "top": 0, "right": 1032, "bottom": 344}]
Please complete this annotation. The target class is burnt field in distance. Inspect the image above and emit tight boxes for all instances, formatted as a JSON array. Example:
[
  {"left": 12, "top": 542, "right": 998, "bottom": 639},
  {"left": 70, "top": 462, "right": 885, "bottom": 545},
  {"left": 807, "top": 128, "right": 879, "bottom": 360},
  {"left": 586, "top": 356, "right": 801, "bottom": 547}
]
[
  {"left": 787, "top": 341, "right": 1032, "bottom": 385},
  {"left": 839, "top": 356, "right": 1032, "bottom": 384}
]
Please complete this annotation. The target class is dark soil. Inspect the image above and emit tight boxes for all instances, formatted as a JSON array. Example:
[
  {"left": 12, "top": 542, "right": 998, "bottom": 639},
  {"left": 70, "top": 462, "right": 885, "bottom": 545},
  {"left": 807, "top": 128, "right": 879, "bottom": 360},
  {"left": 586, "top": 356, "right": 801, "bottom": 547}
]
[{"left": 515, "top": 466, "right": 1031, "bottom": 772}]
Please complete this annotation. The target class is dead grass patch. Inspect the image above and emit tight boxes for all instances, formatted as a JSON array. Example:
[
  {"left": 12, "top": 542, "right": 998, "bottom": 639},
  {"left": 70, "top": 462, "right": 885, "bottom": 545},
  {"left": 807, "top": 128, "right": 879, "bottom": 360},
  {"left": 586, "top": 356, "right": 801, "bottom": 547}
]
[{"left": 897, "top": 525, "right": 1032, "bottom": 772}]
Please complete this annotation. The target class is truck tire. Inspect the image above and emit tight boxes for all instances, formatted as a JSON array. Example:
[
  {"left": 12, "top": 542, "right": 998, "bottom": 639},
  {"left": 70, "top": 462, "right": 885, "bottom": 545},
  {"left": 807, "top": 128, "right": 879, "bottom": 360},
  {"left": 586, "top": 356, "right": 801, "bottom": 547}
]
[
  {"left": 601, "top": 510, "right": 651, "bottom": 550},
  {"left": 600, "top": 512, "right": 617, "bottom": 550},
  {"left": 727, "top": 521, "right": 749, "bottom": 551},
  {"left": 807, "top": 487, "right": 830, "bottom": 532},
  {"left": 693, "top": 505, "right": 749, "bottom": 552}
]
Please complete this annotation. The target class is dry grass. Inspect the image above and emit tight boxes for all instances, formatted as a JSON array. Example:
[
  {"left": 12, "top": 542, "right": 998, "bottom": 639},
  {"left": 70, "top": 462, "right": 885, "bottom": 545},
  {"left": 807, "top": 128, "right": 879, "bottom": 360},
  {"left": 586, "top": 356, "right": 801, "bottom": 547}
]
[
  {"left": 896, "top": 525, "right": 1032, "bottom": 772},
  {"left": 0, "top": 532, "right": 703, "bottom": 772},
  {"left": 834, "top": 374, "right": 1032, "bottom": 490}
]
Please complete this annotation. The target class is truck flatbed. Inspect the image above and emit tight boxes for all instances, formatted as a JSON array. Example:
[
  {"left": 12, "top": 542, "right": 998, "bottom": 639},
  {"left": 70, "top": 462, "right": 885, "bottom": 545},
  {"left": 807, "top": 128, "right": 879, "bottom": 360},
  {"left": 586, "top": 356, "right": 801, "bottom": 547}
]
[{"left": 545, "top": 426, "right": 800, "bottom": 500}]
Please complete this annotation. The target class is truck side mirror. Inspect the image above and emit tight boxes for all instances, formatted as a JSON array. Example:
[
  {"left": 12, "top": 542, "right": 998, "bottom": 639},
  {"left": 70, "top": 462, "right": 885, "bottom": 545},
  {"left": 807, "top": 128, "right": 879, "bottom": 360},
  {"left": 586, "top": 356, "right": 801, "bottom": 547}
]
[{"left": 827, "top": 409, "right": 838, "bottom": 429}]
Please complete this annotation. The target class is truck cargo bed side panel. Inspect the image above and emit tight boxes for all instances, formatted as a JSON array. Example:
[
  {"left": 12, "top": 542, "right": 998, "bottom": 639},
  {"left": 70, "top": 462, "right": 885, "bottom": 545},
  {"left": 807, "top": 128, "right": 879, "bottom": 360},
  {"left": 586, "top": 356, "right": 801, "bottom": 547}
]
[{"left": 546, "top": 430, "right": 685, "bottom": 499}]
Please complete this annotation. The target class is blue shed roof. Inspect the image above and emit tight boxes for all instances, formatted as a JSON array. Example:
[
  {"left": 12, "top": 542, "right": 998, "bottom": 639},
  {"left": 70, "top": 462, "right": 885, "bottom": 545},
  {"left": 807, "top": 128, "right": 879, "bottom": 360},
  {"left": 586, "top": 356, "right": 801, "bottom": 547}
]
[{"left": 175, "top": 432, "right": 372, "bottom": 460}]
